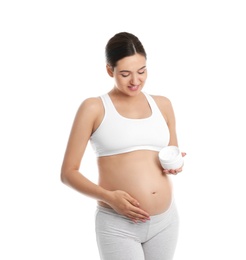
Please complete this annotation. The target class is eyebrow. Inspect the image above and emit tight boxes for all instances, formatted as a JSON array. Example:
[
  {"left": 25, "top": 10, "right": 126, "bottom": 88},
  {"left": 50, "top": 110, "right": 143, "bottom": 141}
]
[{"left": 119, "top": 66, "right": 146, "bottom": 73}]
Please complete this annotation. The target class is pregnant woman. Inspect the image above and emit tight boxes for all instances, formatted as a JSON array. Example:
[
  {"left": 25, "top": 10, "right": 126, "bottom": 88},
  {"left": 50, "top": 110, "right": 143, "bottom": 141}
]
[{"left": 61, "top": 31, "right": 186, "bottom": 260}]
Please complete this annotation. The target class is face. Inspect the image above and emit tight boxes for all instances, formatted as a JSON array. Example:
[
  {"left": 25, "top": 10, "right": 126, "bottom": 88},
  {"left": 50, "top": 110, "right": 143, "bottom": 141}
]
[{"left": 107, "top": 53, "right": 147, "bottom": 96}]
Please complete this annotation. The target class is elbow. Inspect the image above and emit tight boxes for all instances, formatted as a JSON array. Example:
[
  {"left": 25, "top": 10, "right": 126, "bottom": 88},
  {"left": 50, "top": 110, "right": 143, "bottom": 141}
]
[
  {"left": 60, "top": 165, "right": 78, "bottom": 185},
  {"left": 60, "top": 172, "right": 65, "bottom": 183},
  {"left": 60, "top": 167, "right": 69, "bottom": 184},
  {"left": 60, "top": 171, "right": 65, "bottom": 184}
]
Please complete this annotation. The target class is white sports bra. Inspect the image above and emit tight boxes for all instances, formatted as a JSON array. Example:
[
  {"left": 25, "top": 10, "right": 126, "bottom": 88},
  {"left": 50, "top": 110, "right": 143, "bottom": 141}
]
[{"left": 90, "top": 92, "right": 170, "bottom": 157}]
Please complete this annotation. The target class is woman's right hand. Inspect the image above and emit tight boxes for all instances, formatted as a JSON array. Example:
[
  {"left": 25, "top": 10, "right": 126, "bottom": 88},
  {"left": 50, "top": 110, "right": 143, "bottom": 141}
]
[{"left": 105, "top": 190, "right": 150, "bottom": 223}]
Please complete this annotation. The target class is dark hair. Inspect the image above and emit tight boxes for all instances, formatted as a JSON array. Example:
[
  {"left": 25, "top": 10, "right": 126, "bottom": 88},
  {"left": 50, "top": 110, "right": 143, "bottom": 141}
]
[{"left": 105, "top": 32, "right": 147, "bottom": 68}]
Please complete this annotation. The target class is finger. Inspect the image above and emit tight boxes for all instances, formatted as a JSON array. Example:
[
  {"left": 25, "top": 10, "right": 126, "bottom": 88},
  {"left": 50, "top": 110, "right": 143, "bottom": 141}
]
[
  {"left": 174, "top": 169, "right": 182, "bottom": 174},
  {"left": 129, "top": 217, "right": 146, "bottom": 223},
  {"left": 129, "top": 212, "right": 150, "bottom": 222},
  {"left": 127, "top": 197, "right": 140, "bottom": 207},
  {"left": 169, "top": 169, "right": 181, "bottom": 175},
  {"left": 130, "top": 208, "right": 150, "bottom": 219}
]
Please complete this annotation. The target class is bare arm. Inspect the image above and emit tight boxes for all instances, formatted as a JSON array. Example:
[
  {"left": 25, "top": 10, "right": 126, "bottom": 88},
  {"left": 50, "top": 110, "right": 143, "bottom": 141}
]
[
  {"left": 153, "top": 95, "right": 186, "bottom": 174},
  {"left": 60, "top": 97, "right": 110, "bottom": 200},
  {"left": 60, "top": 97, "right": 150, "bottom": 222}
]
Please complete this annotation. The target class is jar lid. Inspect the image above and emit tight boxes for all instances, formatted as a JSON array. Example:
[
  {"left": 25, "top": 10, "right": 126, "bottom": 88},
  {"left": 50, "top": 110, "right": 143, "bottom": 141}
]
[{"left": 158, "top": 146, "right": 181, "bottom": 163}]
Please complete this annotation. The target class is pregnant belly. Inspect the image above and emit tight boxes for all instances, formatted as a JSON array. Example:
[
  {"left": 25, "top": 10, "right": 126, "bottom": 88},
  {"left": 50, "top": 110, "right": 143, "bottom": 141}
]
[
  {"left": 98, "top": 169, "right": 173, "bottom": 216},
  {"left": 131, "top": 178, "right": 173, "bottom": 215}
]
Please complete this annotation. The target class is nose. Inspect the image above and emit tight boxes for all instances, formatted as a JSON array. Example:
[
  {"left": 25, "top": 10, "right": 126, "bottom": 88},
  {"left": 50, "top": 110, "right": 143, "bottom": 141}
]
[{"left": 130, "top": 73, "right": 141, "bottom": 85}]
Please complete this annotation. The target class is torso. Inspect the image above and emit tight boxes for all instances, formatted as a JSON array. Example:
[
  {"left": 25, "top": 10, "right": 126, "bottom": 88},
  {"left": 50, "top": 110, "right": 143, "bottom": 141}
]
[
  {"left": 92, "top": 91, "right": 173, "bottom": 215},
  {"left": 97, "top": 150, "right": 173, "bottom": 215}
]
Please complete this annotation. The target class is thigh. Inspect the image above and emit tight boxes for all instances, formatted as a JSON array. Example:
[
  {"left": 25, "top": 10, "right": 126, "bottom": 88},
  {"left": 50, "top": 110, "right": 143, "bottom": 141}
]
[
  {"left": 143, "top": 222, "right": 179, "bottom": 260},
  {"left": 95, "top": 207, "right": 145, "bottom": 260},
  {"left": 143, "top": 202, "right": 179, "bottom": 260},
  {"left": 97, "top": 236, "right": 145, "bottom": 260}
]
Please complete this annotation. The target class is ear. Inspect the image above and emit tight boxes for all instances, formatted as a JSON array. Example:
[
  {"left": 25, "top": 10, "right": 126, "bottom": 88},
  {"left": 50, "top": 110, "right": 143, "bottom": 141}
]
[{"left": 106, "top": 64, "right": 114, "bottom": 77}]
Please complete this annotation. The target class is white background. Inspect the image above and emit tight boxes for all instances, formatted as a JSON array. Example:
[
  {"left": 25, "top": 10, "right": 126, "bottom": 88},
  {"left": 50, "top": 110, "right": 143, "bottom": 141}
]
[{"left": 1, "top": 0, "right": 246, "bottom": 259}]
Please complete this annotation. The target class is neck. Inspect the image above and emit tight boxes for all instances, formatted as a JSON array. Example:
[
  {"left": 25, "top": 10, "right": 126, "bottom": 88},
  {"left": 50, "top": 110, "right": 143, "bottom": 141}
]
[{"left": 109, "top": 87, "right": 143, "bottom": 100}]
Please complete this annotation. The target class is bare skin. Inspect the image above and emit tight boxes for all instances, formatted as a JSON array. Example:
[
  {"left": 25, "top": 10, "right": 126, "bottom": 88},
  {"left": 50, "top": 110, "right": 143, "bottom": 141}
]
[
  {"left": 61, "top": 54, "right": 186, "bottom": 222},
  {"left": 97, "top": 150, "right": 173, "bottom": 216}
]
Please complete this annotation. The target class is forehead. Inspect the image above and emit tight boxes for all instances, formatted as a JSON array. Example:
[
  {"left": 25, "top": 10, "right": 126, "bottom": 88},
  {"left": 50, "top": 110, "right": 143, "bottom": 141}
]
[{"left": 116, "top": 54, "right": 146, "bottom": 71}]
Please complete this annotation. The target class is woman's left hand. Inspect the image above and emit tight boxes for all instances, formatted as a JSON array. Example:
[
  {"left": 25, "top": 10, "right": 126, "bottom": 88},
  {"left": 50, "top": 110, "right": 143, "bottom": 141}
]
[{"left": 163, "top": 152, "right": 186, "bottom": 175}]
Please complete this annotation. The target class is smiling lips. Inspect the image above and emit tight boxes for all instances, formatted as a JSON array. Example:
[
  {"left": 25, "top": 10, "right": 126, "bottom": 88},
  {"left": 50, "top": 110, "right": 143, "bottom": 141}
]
[{"left": 128, "top": 85, "right": 139, "bottom": 91}]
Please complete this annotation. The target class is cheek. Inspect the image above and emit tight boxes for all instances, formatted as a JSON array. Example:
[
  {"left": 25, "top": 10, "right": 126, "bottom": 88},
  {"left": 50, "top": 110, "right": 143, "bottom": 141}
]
[
  {"left": 115, "top": 76, "right": 128, "bottom": 86},
  {"left": 140, "top": 74, "right": 147, "bottom": 82}
]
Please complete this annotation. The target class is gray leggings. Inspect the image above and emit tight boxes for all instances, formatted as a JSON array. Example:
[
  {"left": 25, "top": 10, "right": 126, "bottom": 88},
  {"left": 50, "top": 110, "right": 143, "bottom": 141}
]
[{"left": 95, "top": 200, "right": 179, "bottom": 260}]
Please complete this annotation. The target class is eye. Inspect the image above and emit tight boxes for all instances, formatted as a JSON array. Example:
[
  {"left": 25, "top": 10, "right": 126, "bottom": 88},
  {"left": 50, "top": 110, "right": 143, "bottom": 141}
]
[
  {"left": 121, "top": 73, "right": 130, "bottom": 77},
  {"left": 138, "top": 70, "right": 145, "bottom": 75}
]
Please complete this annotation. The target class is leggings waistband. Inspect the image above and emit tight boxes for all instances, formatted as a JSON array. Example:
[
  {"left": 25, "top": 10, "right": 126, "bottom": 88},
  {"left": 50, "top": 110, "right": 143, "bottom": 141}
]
[{"left": 96, "top": 198, "right": 175, "bottom": 222}]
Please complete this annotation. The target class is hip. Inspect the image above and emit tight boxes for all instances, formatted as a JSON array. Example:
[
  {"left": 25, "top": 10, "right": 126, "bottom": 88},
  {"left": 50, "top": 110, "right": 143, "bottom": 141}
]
[{"left": 95, "top": 198, "right": 179, "bottom": 242}]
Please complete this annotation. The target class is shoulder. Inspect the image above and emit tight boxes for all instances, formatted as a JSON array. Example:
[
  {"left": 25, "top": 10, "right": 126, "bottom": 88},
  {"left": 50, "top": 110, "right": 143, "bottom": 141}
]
[
  {"left": 148, "top": 94, "right": 175, "bottom": 124},
  {"left": 73, "top": 96, "right": 104, "bottom": 125},
  {"left": 76, "top": 96, "right": 104, "bottom": 115},
  {"left": 149, "top": 94, "right": 173, "bottom": 109},
  {"left": 80, "top": 96, "right": 103, "bottom": 110}
]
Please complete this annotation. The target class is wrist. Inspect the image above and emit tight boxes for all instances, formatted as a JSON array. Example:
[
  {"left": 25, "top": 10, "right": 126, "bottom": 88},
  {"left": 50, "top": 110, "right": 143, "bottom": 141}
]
[{"left": 99, "top": 188, "right": 112, "bottom": 205}]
